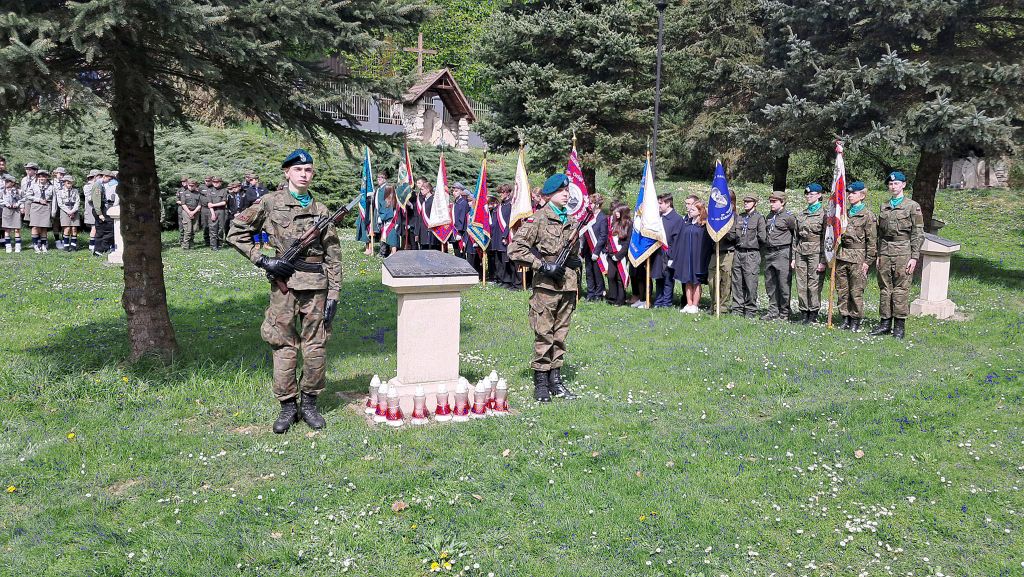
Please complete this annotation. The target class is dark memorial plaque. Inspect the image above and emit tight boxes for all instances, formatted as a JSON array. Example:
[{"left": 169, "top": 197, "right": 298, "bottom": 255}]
[{"left": 383, "top": 250, "right": 478, "bottom": 278}]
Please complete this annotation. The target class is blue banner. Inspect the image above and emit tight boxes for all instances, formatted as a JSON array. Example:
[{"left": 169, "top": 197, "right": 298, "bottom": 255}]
[{"left": 705, "top": 160, "right": 734, "bottom": 241}]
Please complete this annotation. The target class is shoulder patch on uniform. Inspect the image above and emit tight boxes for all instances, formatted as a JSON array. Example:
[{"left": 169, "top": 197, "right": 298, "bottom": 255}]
[
  {"left": 524, "top": 217, "right": 535, "bottom": 223},
  {"left": 235, "top": 212, "right": 252, "bottom": 223}
]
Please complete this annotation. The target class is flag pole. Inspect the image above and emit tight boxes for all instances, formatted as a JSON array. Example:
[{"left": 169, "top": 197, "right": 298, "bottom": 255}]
[
  {"left": 368, "top": 167, "right": 375, "bottom": 256},
  {"left": 521, "top": 266, "right": 526, "bottom": 290},
  {"left": 827, "top": 254, "right": 837, "bottom": 328},
  {"left": 715, "top": 241, "right": 721, "bottom": 317},
  {"left": 482, "top": 250, "right": 487, "bottom": 287},
  {"left": 645, "top": 262, "right": 651, "bottom": 308}
]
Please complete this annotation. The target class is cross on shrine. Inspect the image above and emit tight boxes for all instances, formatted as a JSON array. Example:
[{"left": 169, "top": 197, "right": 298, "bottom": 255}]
[{"left": 403, "top": 32, "right": 437, "bottom": 75}]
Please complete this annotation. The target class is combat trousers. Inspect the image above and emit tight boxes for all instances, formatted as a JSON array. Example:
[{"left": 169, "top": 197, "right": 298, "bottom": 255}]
[
  {"left": 262, "top": 287, "right": 330, "bottom": 401},
  {"left": 795, "top": 253, "right": 824, "bottom": 312},
  {"left": 835, "top": 260, "right": 867, "bottom": 318},
  {"left": 180, "top": 214, "right": 199, "bottom": 248},
  {"left": 707, "top": 250, "right": 734, "bottom": 312},
  {"left": 764, "top": 247, "right": 793, "bottom": 316},
  {"left": 731, "top": 249, "right": 760, "bottom": 314},
  {"left": 878, "top": 253, "right": 912, "bottom": 318},
  {"left": 529, "top": 287, "right": 576, "bottom": 371}
]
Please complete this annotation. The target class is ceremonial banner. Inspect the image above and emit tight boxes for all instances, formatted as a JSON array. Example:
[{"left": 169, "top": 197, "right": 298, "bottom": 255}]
[
  {"left": 396, "top": 140, "right": 414, "bottom": 206},
  {"left": 628, "top": 158, "right": 667, "bottom": 266},
  {"left": 429, "top": 152, "right": 455, "bottom": 243},
  {"left": 358, "top": 147, "right": 372, "bottom": 223},
  {"left": 565, "top": 141, "right": 589, "bottom": 220},
  {"left": 467, "top": 157, "right": 491, "bottom": 250},
  {"left": 824, "top": 142, "right": 848, "bottom": 263},
  {"left": 582, "top": 213, "right": 608, "bottom": 274},
  {"left": 705, "top": 160, "right": 734, "bottom": 242},
  {"left": 509, "top": 147, "right": 533, "bottom": 230}
]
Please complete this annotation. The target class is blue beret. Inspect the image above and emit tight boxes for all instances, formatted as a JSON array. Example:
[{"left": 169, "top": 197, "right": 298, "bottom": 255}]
[
  {"left": 804, "top": 183, "right": 823, "bottom": 194},
  {"left": 848, "top": 181, "right": 866, "bottom": 192},
  {"left": 281, "top": 149, "right": 314, "bottom": 168},
  {"left": 887, "top": 171, "right": 907, "bottom": 183},
  {"left": 541, "top": 173, "right": 570, "bottom": 196}
]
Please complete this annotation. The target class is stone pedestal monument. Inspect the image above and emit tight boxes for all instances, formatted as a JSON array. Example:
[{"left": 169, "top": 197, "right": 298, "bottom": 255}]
[
  {"left": 381, "top": 251, "right": 479, "bottom": 413},
  {"left": 107, "top": 205, "right": 124, "bottom": 267},
  {"left": 910, "top": 233, "right": 961, "bottom": 320}
]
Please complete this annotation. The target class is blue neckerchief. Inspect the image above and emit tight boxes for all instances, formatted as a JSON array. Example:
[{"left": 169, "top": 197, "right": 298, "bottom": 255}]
[
  {"left": 849, "top": 201, "right": 865, "bottom": 217},
  {"left": 807, "top": 201, "right": 822, "bottom": 214},
  {"left": 889, "top": 195, "right": 904, "bottom": 209},
  {"left": 290, "top": 190, "right": 312, "bottom": 208},
  {"left": 550, "top": 203, "right": 568, "bottom": 224}
]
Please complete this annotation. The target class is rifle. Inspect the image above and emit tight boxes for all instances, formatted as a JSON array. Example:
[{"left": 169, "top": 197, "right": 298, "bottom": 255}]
[
  {"left": 269, "top": 195, "right": 360, "bottom": 293},
  {"left": 528, "top": 208, "right": 593, "bottom": 271}
]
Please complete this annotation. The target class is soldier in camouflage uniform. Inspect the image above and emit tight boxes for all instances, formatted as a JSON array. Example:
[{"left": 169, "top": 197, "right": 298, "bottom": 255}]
[
  {"left": 793, "top": 183, "right": 826, "bottom": 324},
  {"left": 227, "top": 149, "right": 341, "bottom": 434},
  {"left": 870, "top": 171, "right": 924, "bottom": 339},
  {"left": 509, "top": 173, "right": 582, "bottom": 402},
  {"left": 763, "top": 191, "right": 798, "bottom": 320},
  {"left": 835, "top": 181, "right": 876, "bottom": 332},
  {"left": 730, "top": 193, "right": 766, "bottom": 317}
]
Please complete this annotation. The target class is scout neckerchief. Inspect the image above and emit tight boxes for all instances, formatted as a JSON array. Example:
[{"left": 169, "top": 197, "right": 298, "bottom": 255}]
[
  {"left": 549, "top": 203, "right": 568, "bottom": 224},
  {"left": 767, "top": 209, "right": 780, "bottom": 234},
  {"left": 848, "top": 201, "right": 865, "bottom": 217},
  {"left": 807, "top": 201, "right": 821, "bottom": 214},
  {"left": 889, "top": 195, "right": 905, "bottom": 209},
  {"left": 290, "top": 189, "right": 312, "bottom": 208}
]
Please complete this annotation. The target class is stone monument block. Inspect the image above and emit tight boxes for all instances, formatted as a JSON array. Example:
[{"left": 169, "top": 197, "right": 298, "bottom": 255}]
[{"left": 910, "top": 233, "right": 961, "bottom": 320}]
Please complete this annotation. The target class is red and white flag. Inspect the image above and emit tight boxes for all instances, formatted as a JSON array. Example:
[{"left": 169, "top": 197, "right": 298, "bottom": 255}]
[
  {"left": 429, "top": 152, "right": 455, "bottom": 243},
  {"left": 824, "top": 141, "right": 848, "bottom": 263},
  {"left": 565, "top": 140, "right": 589, "bottom": 221}
]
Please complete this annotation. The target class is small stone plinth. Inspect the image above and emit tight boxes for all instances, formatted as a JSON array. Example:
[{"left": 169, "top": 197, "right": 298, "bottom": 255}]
[
  {"left": 381, "top": 251, "right": 479, "bottom": 413},
  {"left": 910, "top": 233, "right": 961, "bottom": 320}
]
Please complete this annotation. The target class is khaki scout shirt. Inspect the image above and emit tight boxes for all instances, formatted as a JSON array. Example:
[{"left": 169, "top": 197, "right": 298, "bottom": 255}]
[
  {"left": 765, "top": 208, "right": 797, "bottom": 250},
  {"left": 734, "top": 209, "right": 766, "bottom": 250},
  {"left": 204, "top": 186, "right": 228, "bottom": 213},
  {"left": 226, "top": 190, "right": 342, "bottom": 300},
  {"left": 180, "top": 189, "right": 202, "bottom": 211},
  {"left": 838, "top": 207, "right": 877, "bottom": 264},
  {"left": 794, "top": 206, "right": 825, "bottom": 259},
  {"left": 877, "top": 196, "right": 924, "bottom": 259},
  {"left": 508, "top": 203, "right": 581, "bottom": 293}
]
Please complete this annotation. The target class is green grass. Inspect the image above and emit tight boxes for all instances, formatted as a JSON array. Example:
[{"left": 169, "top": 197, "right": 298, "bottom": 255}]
[{"left": 1, "top": 184, "right": 1022, "bottom": 577}]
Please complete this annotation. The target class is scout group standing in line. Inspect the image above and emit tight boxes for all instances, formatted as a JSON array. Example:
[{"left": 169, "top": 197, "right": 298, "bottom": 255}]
[
  {"left": 174, "top": 174, "right": 270, "bottom": 250},
  {"left": 0, "top": 156, "right": 119, "bottom": 255}
]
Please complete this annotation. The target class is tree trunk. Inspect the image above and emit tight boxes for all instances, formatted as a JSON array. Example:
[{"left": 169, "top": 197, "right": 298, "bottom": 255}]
[
  {"left": 111, "top": 53, "right": 180, "bottom": 362},
  {"left": 772, "top": 153, "right": 789, "bottom": 191},
  {"left": 913, "top": 148, "right": 943, "bottom": 229}
]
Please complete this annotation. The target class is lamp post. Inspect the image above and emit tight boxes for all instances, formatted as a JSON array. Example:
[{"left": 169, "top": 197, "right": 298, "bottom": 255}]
[{"left": 651, "top": 0, "right": 668, "bottom": 178}]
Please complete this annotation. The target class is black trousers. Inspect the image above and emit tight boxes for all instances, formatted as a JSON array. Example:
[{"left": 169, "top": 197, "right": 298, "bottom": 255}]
[
  {"left": 606, "top": 266, "right": 627, "bottom": 305},
  {"left": 583, "top": 250, "right": 605, "bottom": 298},
  {"left": 95, "top": 217, "right": 115, "bottom": 252}
]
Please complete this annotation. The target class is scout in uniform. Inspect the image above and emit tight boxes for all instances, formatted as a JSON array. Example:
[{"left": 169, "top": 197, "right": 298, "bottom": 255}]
[
  {"left": 227, "top": 149, "right": 341, "bottom": 433},
  {"left": 179, "top": 179, "right": 203, "bottom": 249},
  {"left": 55, "top": 175, "right": 81, "bottom": 251},
  {"left": 730, "top": 193, "right": 766, "bottom": 317},
  {"left": 27, "top": 169, "right": 54, "bottom": 252},
  {"left": 175, "top": 176, "right": 189, "bottom": 247},
  {"left": 870, "top": 171, "right": 924, "bottom": 339},
  {"left": 204, "top": 177, "right": 228, "bottom": 250},
  {"left": 508, "top": 174, "right": 582, "bottom": 402},
  {"left": 793, "top": 183, "right": 826, "bottom": 323},
  {"left": 763, "top": 191, "right": 798, "bottom": 320},
  {"left": 2, "top": 174, "right": 23, "bottom": 252},
  {"left": 835, "top": 181, "right": 876, "bottom": 331},
  {"left": 82, "top": 169, "right": 99, "bottom": 253},
  {"left": 51, "top": 167, "right": 68, "bottom": 249},
  {"left": 92, "top": 171, "right": 116, "bottom": 255}
]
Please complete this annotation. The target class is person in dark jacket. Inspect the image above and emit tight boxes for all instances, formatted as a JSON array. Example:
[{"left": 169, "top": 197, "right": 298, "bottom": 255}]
[
  {"left": 452, "top": 182, "right": 471, "bottom": 260},
  {"left": 581, "top": 194, "right": 607, "bottom": 301},
  {"left": 605, "top": 206, "right": 632, "bottom": 306},
  {"left": 652, "top": 193, "right": 685, "bottom": 307},
  {"left": 673, "top": 200, "right": 713, "bottom": 313}
]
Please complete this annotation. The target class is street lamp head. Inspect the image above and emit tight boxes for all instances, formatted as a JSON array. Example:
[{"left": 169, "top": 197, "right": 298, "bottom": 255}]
[{"left": 655, "top": 0, "right": 668, "bottom": 11}]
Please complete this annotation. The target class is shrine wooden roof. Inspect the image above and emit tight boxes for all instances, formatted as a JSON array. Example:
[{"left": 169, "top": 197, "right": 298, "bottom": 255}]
[{"left": 403, "top": 68, "right": 476, "bottom": 122}]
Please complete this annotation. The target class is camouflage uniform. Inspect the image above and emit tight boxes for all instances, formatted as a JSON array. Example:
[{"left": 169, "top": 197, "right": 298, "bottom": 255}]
[
  {"left": 763, "top": 203, "right": 797, "bottom": 318},
  {"left": 876, "top": 197, "right": 924, "bottom": 319},
  {"left": 793, "top": 204, "right": 826, "bottom": 315},
  {"left": 508, "top": 203, "right": 581, "bottom": 373},
  {"left": 226, "top": 190, "right": 342, "bottom": 402},
  {"left": 835, "top": 204, "right": 877, "bottom": 320}
]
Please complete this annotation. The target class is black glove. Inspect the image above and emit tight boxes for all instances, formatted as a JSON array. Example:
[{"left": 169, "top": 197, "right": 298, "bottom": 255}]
[
  {"left": 564, "top": 253, "right": 583, "bottom": 269},
  {"left": 257, "top": 255, "right": 296, "bottom": 279},
  {"left": 324, "top": 299, "right": 338, "bottom": 328},
  {"left": 538, "top": 262, "right": 566, "bottom": 280}
]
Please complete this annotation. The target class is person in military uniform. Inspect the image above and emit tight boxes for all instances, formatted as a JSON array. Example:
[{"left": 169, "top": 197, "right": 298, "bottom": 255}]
[
  {"left": 55, "top": 175, "right": 81, "bottom": 251},
  {"left": 227, "top": 149, "right": 341, "bottom": 433},
  {"left": 870, "top": 171, "right": 924, "bottom": 339},
  {"left": 199, "top": 175, "right": 215, "bottom": 246},
  {"left": 835, "top": 181, "right": 876, "bottom": 331},
  {"left": 92, "top": 170, "right": 117, "bottom": 255},
  {"left": 793, "top": 183, "right": 826, "bottom": 323},
  {"left": 508, "top": 173, "right": 582, "bottom": 402},
  {"left": 708, "top": 203, "right": 736, "bottom": 313},
  {"left": 762, "top": 191, "right": 797, "bottom": 320},
  {"left": 730, "top": 193, "right": 766, "bottom": 317},
  {"left": 226, "top": 180, "right": 249, "bottom": 230},
  {"left": 179, "top": 179, "right": 203, "bottom": 249},
  {"left": 175, "top": 176, "right": 189, "bottom": 247},
  {"left": 203, "top": 177, "right": 228, "bottom": 250}
]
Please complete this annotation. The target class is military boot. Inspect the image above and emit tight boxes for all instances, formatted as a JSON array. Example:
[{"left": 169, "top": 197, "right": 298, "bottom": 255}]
[
  {"left": 839, "top": 315, "right": 851, "bottom": 330},
  {"left": 808, "top": 310, "right": 819, "bottom": 324},
  {"left": 893, "top": 318, "right": 906, "bottom": 339},
  {"left": 548, "top": 368, "right": 578, "bottom": 400},
  {"left": 799, "top": 311, "right": 811, "bottom": 325},
  {"left": 851, "top": 318, "right": 863, "bottom": 332},
  {"left": 299, "top": 392, "right": 326, "bottom": 430},
  {"left": 869, "top": 318, "right": 892, "bottom": 336},
  {"left": 273, "top": 399, "right": 300, "bottom": 434},
  {"left": 533, "top": 370, "right": 551, "bottom": 402}
]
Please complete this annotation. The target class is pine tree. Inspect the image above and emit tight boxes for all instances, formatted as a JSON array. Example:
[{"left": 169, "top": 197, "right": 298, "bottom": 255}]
[
  {"left": 0, "top": 0, "right": 426, "bottom": 361},
  {"left": 474, "top": 0, "right": 657, "bottom": 194}
]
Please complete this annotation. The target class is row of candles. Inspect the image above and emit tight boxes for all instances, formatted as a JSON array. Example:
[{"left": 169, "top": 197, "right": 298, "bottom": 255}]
[{"left": 366, "top": 371, "right": 511, "bottom": 427}]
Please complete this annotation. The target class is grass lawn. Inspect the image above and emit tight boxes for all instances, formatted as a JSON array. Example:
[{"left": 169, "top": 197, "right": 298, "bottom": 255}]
[{"left": 0, "top": 184, "right": 1021, "bottom": 577}]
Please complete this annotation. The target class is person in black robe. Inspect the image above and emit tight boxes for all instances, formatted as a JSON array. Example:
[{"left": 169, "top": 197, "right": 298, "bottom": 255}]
[
  {"left": 671, "top": 200, "right": 714, "bottom": 312},
  {"left": 452, "top": 182, "right": 471, "bottom": 260}
]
